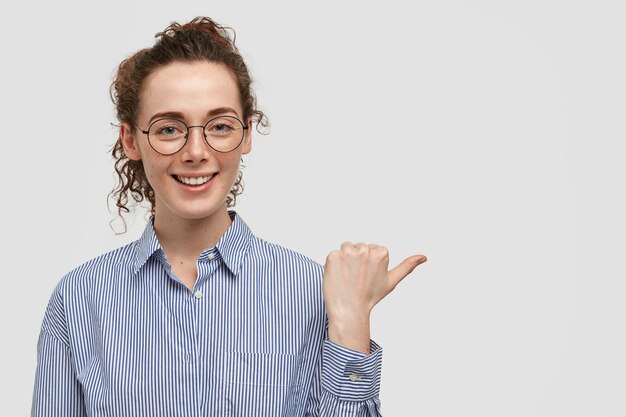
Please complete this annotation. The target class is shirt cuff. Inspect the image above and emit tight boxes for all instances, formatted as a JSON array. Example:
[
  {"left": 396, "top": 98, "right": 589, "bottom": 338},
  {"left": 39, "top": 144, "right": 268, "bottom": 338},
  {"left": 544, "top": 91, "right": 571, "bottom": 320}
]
[{"left": 321, "top": 339, "right": 382, "bottom": 401}]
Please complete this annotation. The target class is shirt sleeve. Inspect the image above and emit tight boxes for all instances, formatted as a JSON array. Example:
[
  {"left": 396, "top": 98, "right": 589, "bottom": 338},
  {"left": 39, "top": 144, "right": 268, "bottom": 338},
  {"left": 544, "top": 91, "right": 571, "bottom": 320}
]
[
  {"left": 31, "top": 330, "right": 87, "bottom": 417},
  {"left": 31, "top": 283, "right": 87, "bottom": 417},
  {"left": 315, "top": 339, "right": 383, "bottom": 417}
]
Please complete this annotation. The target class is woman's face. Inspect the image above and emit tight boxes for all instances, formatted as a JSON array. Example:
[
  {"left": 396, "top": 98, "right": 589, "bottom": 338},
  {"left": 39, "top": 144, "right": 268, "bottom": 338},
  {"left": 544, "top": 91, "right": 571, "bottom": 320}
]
[{"left": 121, "top": 61, "right": 251, "bottom": 224}]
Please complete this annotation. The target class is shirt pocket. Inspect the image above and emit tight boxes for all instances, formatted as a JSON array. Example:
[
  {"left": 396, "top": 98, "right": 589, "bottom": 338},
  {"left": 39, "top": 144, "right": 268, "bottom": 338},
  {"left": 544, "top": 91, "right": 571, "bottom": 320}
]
[{"left": 224, "top": 352, "right": 304, "bottom": 415}]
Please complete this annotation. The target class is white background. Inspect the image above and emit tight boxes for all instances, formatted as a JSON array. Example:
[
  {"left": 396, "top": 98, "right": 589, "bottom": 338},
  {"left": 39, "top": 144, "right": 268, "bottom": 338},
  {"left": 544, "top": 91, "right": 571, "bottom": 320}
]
[{"left": 1, "top": 0, "right": 625, "bottom": 415}]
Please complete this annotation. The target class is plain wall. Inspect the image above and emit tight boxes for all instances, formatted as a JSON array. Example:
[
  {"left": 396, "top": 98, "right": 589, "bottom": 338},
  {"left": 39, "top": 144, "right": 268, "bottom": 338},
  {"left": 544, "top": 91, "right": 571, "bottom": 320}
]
[{"left": 1, "top": 0, "right": 625, "bottom": 415}]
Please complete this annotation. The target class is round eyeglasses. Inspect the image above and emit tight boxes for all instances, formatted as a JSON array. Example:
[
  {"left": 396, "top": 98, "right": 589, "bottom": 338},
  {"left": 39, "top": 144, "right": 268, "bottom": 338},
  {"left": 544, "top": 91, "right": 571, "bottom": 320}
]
[{"left": 133, "top": 116, "right": 248, "bottom": 155}]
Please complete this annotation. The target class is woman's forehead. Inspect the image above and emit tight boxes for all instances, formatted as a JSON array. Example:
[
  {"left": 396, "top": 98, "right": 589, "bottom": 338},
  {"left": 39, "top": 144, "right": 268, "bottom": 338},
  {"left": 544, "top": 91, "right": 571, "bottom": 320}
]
[{"left": 139, "top": 61, "right": 243, "bottom": 119}]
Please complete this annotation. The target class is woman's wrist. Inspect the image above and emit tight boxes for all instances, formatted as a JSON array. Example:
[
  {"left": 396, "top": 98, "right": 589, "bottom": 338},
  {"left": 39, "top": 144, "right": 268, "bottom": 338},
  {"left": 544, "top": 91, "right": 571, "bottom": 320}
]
[{"left": 327, "top": 312, "right": 372, "bottom": 355}]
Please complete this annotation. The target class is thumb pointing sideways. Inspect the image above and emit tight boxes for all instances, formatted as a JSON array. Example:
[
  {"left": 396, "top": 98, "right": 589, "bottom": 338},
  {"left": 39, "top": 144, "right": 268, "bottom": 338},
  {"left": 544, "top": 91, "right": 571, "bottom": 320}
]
[{"left": 387, "top": 255, "right": 428, "bottom": 288}]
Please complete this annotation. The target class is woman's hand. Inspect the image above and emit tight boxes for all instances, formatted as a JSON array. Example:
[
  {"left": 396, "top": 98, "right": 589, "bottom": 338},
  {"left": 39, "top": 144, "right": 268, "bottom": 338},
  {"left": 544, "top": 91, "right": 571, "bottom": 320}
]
[{"left": 323, "top": 242, "right": 427, "bottom": 354}]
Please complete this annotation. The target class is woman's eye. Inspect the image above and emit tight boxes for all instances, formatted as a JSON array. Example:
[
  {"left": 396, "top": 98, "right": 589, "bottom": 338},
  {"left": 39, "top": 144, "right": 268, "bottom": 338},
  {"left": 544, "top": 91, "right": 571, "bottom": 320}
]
[
  {"left": 212, "top": 123, "right": 233, "bottom": 133},
  {"left": 157, "top": 126, "right": 180, "bottom": 135}
]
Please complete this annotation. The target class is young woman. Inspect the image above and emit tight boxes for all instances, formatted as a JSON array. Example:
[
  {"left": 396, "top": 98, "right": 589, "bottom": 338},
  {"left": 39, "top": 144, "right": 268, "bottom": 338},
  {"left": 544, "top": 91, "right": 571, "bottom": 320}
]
[{"left": 31, "top": 17, "right": 426, "bottom": 417}]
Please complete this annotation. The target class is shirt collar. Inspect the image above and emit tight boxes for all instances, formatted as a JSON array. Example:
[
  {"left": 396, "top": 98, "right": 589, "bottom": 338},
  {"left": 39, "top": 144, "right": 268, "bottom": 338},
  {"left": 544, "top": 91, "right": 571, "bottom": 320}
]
[
  {"left": 131, "top": 211, "right": 253, "bottom": 277},
  {"left": 132, "top": 219, "right": 162, "bottom": 275},
  {"left": 214, "top": 212, "right": 253, "bottom": 276}
]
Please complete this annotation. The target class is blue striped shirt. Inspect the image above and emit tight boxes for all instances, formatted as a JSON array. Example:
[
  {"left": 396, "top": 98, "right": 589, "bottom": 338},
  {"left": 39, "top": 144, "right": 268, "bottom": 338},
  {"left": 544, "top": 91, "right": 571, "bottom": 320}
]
[{"left": 32, "top": 212, "right": 383, "bottom": 416}]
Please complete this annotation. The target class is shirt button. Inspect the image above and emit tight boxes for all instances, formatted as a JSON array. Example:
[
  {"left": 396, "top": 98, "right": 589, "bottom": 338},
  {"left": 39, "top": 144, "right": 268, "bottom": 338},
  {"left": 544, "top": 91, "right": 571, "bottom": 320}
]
[
  {"left": 207, "top": 252, "right": 216, "bottom": 260},
  {"left": 194, "top": 290, "right": 202, "bottom": 299},
  {"left": 349, "top": 373, "right": 361, "bottom": 382}
]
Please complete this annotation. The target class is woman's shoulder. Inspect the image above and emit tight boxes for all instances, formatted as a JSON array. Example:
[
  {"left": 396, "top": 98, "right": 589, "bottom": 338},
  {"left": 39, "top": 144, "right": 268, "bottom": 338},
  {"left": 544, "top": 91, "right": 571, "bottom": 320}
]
[
  {"left": 247, "top": 235, "right": 324, "bottom": 274},
  {"left": 55, "top": 240, "right": 140, "bottom": 293},
  {"left": 41, "top": 240, "right": 142, "bottom": 338}
]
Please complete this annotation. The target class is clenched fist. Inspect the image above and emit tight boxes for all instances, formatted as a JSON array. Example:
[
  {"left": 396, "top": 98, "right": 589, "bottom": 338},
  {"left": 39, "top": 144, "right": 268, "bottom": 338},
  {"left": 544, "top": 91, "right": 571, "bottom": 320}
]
[{"left": 323, "top": 242, "right": 427, "bottom": 354}]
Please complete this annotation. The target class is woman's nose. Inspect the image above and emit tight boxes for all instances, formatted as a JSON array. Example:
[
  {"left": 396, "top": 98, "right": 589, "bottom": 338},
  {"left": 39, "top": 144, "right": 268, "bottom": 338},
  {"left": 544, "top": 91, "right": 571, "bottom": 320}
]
[{"left": 181, "top": 126, "right": 210, "bottom": 161}]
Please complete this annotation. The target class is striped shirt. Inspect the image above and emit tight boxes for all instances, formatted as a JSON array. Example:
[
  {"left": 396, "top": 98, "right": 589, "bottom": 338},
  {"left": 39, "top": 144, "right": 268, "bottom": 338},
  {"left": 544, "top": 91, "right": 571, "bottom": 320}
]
[{"left": 32, "top": 212, "right": 383, "bottom": 416}]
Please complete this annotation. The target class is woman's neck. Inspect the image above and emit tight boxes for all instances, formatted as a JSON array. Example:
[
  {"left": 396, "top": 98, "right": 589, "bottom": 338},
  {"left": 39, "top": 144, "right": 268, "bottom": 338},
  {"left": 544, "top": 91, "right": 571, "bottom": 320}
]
[{"left": 152, "top": 207, "right": 233, "bottom": 262}]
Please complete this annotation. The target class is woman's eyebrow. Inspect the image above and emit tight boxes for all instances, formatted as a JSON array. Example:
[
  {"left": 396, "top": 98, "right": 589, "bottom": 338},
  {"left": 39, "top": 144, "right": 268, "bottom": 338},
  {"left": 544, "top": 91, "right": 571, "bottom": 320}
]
[
  {"left": 149, "top": 111, "right": 185, "bottom": 123},
  {"left": 148, "top": 107, "right": 241, "bottom": 124},
  {"left": 206, "top": 107, "right": 240, "bottom": 118}
]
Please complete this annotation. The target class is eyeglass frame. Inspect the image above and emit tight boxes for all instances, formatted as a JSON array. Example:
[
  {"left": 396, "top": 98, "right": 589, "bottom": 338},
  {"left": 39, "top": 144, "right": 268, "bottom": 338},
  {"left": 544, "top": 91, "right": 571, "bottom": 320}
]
[{"left": 131, "top": 115, "right": 249, "bottom": 155}]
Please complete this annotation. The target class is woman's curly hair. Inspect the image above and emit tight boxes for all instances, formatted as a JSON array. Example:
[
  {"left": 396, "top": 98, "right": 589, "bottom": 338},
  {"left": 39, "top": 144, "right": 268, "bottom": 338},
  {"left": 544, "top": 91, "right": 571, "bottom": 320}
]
[{"left": 109, "top": 17, "right": 268, "bottom": 226}]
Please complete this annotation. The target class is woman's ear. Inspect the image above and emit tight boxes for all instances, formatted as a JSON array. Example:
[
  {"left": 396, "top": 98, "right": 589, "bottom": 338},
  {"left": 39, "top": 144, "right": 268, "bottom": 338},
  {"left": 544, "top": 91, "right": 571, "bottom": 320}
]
[
  {"left": 120, "top": 123, "right": 142, "bottom": 161},
  {"left": 242, "top": 118, "right": 253, "bottom": 155}
]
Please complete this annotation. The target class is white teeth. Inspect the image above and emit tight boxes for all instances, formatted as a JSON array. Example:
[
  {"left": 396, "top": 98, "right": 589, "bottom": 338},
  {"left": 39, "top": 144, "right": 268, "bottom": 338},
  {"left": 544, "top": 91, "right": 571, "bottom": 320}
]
[{"left": 177, "top": 175, "right": 213, "bottom": 186}]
